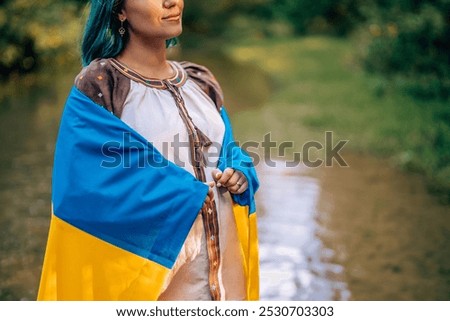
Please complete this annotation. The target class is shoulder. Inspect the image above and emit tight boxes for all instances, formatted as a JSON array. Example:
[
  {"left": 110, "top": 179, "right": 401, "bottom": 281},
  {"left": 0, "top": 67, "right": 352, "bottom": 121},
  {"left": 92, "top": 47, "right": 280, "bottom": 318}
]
[
  {"left": 75, "top": 58, "right": 115, "bottom": 91},
  {"left": 74, "top": 58, "right": 130, "bottom": 117},
  {"left": 179, "top": 61, "right": 224, "bottom": 110}
]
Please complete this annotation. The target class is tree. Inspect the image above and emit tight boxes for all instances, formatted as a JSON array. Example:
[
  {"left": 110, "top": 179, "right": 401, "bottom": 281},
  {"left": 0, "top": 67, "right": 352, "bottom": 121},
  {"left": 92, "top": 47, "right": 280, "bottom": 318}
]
[
  {"left": 359, "top": 0, "right": 450, "bottom": 100},
  {"left": 0, "top": 0, "right": 84, "bottom": 76}
]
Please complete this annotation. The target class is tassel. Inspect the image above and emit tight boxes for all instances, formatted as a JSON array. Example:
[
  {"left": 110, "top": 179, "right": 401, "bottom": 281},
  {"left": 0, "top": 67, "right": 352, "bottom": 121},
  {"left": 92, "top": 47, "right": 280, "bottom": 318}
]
[{"left": 195, "top": 127, "right": 212, "bottom": 148}]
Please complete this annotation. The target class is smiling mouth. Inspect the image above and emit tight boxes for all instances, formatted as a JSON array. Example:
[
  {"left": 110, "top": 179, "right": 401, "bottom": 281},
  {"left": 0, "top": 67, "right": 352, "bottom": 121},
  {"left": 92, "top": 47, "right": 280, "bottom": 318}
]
[{"left": 163, "top": 14, "right": 181, "bottom": 21}]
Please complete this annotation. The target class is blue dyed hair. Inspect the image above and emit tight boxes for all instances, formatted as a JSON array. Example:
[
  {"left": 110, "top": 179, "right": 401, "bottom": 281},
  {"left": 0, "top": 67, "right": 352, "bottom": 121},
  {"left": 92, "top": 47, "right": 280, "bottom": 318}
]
[{"left": 81, "top": 0, "right": 178, "bottom": 67}]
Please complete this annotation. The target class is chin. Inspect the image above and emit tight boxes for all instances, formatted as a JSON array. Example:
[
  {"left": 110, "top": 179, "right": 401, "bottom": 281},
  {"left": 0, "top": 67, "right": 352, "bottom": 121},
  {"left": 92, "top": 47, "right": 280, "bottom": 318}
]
[{"left": 173, "top": 24, "right": 183, "bottom": 37}]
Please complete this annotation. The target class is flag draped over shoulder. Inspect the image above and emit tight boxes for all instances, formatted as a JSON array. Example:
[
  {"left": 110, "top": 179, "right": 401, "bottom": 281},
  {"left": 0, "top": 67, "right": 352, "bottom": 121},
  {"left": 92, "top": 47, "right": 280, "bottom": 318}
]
[{"left": 38, "top": 87, "right": 259, "bottom": 301}]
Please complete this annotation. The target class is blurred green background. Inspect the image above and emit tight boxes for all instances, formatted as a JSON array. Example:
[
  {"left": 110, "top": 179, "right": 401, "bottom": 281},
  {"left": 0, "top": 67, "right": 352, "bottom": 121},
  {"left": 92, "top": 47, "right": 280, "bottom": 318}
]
[
  {"left": 1, "top": 0, "right": 449, "bottom": 196},
  {"left": 0, "top": 0, "right": 449, "bottom": 300}
]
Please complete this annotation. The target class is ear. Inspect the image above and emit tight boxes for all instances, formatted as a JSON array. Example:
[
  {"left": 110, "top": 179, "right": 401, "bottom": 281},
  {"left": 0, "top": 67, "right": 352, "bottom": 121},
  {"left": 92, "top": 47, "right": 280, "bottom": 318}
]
[{"left": 118, "top": 9, "right": 126, "bottom": 22}]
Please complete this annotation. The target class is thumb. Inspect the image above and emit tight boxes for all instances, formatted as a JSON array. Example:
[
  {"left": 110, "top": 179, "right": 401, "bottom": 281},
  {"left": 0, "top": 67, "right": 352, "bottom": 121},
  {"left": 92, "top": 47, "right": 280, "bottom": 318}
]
[{"left": 212, "top": 169, "right": 222, "bottom": 181}]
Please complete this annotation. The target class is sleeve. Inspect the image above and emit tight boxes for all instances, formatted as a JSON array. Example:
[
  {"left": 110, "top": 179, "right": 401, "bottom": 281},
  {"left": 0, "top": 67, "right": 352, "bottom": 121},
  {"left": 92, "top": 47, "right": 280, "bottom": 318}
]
[
  {"left": 179, "top": 61, "right": 224, "bottom": 110},
  {"left": 74, "top": 58, "right": 130, "bottom": 118},
  {"left": 218, "top": 108, "right": 259, "bottom": 213},
  {"left": 181, "top": 60, "right": 259, "bottom": 212}
]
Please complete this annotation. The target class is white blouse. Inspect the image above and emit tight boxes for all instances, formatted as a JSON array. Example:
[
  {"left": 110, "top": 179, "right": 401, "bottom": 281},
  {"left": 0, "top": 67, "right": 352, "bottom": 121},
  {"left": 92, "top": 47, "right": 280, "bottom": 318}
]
[{"left": 118, "top": 61, "right": 246, "bottom": 300}]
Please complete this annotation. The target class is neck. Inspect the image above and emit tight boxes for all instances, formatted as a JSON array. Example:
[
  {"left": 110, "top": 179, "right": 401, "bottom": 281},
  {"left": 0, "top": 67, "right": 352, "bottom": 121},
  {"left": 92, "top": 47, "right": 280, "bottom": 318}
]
[{"left": 116, "top": 36, "right": 172, "bottom": 79}]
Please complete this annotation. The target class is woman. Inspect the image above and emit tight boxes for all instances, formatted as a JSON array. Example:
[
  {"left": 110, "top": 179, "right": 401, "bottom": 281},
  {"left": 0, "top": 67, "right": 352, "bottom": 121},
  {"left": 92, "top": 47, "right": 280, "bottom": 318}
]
[{"left": 37, "top": 0, "right": 259, "bottom": 301}]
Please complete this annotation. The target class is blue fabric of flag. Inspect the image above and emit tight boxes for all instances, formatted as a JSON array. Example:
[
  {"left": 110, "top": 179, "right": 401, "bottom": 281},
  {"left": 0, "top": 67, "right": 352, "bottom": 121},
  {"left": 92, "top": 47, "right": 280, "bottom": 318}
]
[
  {"left": 218, "top": 108, "right": 259, "bottom": 214},
  {"left": 52, "top": 87, "right": 209, "bottom": 269}
]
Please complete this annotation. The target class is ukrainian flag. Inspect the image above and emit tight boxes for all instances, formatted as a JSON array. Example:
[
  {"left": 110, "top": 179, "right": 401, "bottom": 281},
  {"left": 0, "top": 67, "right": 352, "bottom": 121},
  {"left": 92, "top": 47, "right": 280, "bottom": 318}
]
[{"left": 37, "top": 87, "right": 259, "bottom": 300}]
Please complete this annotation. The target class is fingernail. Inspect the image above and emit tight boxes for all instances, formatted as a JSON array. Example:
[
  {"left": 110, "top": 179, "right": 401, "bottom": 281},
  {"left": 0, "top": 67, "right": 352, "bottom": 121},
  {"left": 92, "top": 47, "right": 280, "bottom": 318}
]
[
  {"left": 217, "top": 183, "right": 222, "bottom": 187},
  {"left": 215, "top": 171, "right": 222, "bottom": 179}
]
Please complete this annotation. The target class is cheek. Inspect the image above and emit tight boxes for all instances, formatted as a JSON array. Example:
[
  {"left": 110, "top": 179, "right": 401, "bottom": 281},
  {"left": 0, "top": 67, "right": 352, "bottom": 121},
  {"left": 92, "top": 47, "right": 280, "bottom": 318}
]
[
  {"left": 147, "top": 3, "right": 163, "bottom": 21},
  {"left": 126, "top": 2, "right": 161, "bottom": 26}
]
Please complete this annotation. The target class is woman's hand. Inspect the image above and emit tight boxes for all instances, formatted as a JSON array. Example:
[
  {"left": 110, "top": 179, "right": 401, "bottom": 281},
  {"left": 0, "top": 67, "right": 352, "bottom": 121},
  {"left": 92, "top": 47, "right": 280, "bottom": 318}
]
[
  {"left": 202, "top": 181, "right": 215, "bottom": 211},
  {"left": 212, "top": 168, "right": 248, "bottom": 195}
]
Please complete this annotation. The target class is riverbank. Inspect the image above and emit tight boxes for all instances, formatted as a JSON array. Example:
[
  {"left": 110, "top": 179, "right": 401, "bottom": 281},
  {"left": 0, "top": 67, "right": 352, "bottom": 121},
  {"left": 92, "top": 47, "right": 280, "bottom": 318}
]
[
  {"left": 209, "top": 36, "right": 449, "bottom": 204},
  {"left": 216, "top": 36, "right": 450, "bottom": 300}
]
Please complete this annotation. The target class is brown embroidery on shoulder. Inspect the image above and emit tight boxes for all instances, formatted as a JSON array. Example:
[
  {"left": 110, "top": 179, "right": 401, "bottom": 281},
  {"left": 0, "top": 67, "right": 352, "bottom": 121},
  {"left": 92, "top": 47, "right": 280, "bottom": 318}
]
[
  {"left": 74, "top": 59, "right": 131, "bottom": 118},
  {"left": 179, "top": 61, "right": 224, "bottom": 111}
]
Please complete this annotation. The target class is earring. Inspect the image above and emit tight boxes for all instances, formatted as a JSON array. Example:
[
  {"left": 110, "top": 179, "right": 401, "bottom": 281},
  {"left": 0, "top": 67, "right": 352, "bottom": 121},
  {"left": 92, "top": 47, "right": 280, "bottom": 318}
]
[{"left": 118, "top": 19, "right": 126, "bottom": 37}]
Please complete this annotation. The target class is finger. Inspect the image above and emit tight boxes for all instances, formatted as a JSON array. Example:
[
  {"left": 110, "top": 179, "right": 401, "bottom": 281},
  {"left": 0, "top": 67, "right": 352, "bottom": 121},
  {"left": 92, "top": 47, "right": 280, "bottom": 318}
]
[
  {"left": 203, "top": 181, "right": 212, "bottom": 200},
  {"left": 238, "top": 181, "right": 249, "bottom": 193},
  {"left": 235, "top": 172, "right": 248, "bottom": 190},
  {"left": 211, "top": 169, "right": 222, "bottom": 182},
  {"left": 205, "top": 181, "right": 214, "bottom": 193},
  {"left": 228, "top": 181, "right": 240, "bottom": 194},
  {"left": 225, "top": 170, "right": 247, "bottom": 189},
  {"left": 228, "top": 171, "right": 247, "bottom": 193},
  {"left": 225, "top": 171, "right": 241, "bottom": 187},
  {"left": 230, "top": 181, "right": 248, "bottom": 195},
  {"left": 217, "top": 167, "right": 234, "bottom": 187},
  {"left": 208, "top": 188, "right": 214, "bottom": 202}
]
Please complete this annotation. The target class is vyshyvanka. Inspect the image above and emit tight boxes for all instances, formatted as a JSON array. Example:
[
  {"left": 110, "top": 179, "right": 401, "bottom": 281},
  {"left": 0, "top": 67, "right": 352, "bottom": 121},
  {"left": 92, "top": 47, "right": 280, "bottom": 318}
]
[{"left": 37, "top": 60, "right": 259, "bottom": 300}]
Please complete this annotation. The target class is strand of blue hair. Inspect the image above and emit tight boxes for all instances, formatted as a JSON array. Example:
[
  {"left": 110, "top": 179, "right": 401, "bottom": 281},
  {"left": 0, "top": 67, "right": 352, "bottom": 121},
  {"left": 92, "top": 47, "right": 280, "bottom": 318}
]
[
  {"left": 81, "top": 0, "right": 178, "bottom": 67},
  {"left": 81, "top": 0, "right": 124, "bottom": 67}
]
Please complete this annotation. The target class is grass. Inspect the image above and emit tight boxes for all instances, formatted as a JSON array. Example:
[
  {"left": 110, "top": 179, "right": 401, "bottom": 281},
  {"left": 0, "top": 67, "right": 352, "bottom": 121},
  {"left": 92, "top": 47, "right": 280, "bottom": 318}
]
[{"left": 214, "top": 36, "right": 449, "bottom": 203}]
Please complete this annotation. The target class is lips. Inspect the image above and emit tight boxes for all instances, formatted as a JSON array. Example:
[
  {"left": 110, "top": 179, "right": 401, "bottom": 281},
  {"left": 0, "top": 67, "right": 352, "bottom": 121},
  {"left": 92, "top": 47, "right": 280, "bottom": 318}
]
[{"left": 163, "top": 13, "right": 181, "bottom": 21}]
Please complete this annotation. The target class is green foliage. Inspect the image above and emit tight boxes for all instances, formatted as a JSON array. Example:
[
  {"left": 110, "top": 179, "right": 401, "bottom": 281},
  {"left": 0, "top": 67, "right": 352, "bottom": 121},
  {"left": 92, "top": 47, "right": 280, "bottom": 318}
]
[
  {"left": 1, "top": 0, "right": 448, "bottom": 105},
  {"left": 182, "top": 0, "right": 227, "bottom": 36},
  {"left": 0, "top": 0, "right": 84, "bottom": 76},
  {"left": 228, "top": 36, "right": 450, "bottom": 202},
  {"left": 183, "top": 0, "right": 364, "bottom": 38},
  {"left": 353, "top": 0, "right": 450, "bottom": 199},
  {"left": 357, "top": 0, "right": 450, "bottom": 100},
  {"left": 268, "top": 0, "right": 364, "bottom": 35}
]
